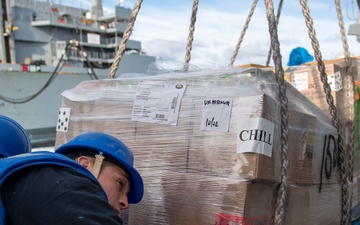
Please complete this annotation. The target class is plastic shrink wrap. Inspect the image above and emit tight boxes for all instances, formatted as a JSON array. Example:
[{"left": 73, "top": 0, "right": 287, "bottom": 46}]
[
  {"left": 284, "top": 57, "right": 360, "bottom": 224},
  {"left": 55, "top": 65, "right": 341, "bottom": 225}
]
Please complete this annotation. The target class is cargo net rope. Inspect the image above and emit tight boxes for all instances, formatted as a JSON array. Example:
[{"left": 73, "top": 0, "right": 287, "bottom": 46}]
[{"left": 107, "top": 0, "right": 355, "bottom": 225}]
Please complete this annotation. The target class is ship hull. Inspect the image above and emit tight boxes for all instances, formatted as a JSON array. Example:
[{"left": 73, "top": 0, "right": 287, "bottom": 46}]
[
  {"left": 0, "top": 55, "right": 155, "bottom": 147},
  {"left": 0, "top": 70, "right": 94, "bottom": 147}
]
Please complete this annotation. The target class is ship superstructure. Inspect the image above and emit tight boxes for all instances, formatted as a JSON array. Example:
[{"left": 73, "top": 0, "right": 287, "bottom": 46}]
[{"left": 0, "top": 0, "right": 156, "bottom": 147}]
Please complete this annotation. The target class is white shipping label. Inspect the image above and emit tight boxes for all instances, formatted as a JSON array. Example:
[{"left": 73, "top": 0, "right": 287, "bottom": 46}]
[
  {"left": 328, "top": 71, "right": 343, "bottom": 92},
  {"left": 237, "top": 117, "right": 274, "bottom": 157},
  {"left": 132, "top": 81, "right": 187, "bottom": 125},
  {"left": 290, "top": 72, "right": 308, "bottom": 91},
  {"left": 56, "top": 107, "right": 71, "bottom": 132},
  {"left": 200, "top": 98, "right": 233, "bottom": 132}
]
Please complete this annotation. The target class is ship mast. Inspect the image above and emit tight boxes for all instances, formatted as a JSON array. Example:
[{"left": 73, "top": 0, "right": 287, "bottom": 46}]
[{"left": 91, "top": 0, "right": 103, "bottom": 20}]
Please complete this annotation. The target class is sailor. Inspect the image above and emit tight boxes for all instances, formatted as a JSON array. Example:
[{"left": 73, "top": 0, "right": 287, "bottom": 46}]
[
  {"left": 0, "top": 132, "right": 143, "bottom": 225},
  {"left": 0, "top": 115, "right": 31, "bottom": 158}
]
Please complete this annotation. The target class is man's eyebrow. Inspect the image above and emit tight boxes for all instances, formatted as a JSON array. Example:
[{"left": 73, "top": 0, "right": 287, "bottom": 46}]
[
  {"left": 117, "top": 169, "right": 130, "bottom": 181},
  {"left": 121, "top": 172, "right": 129, "bottom": 179}
]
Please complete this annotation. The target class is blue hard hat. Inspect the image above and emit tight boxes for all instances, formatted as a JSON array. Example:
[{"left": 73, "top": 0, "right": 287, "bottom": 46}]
[
  {"left": 55, "top": 132, "right": 143, "bottom": 204},
  {"left": 0, "top": 115, "right": 31, "bottom": 157},
  {"left": 287, "top": 47, "right": 314, "bottom": 66}
]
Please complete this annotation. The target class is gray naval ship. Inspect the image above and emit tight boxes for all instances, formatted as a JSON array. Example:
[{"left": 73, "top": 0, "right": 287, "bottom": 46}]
[{"left": 0, "top": 0, "right": 155, "bottom": 147}]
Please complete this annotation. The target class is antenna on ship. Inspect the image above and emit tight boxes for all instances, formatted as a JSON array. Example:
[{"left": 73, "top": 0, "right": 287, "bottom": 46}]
[
  {"left": 118, "top": 0, "right": 125, "bottom": 7},
  {"left": 91, "top": 0, "right": 103, "bottom": 20}
]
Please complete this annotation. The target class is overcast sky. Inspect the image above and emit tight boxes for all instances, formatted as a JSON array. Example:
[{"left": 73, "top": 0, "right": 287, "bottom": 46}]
[{"left": 60, "top": 0, "right": 360, "bottom": 67}]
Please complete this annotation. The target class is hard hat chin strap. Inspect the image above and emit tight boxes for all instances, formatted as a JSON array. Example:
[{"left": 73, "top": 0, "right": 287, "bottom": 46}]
[{"left": 92, "top": 153, "right": 105, "bottom": 178}]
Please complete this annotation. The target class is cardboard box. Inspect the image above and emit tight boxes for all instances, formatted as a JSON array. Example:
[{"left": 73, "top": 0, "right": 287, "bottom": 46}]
[
  {"left": 238, "top": 63, "right": 273, "bottom": 70},
  {"left": 285, "top": 183, "right": 341, "bottom": 225},
  {"left": 56, "top": 69, "right": 340, "bottom": 184},
  {"left": 286, "top": 108, "right": 340, "bottom": 185},
  {"left": 127, "top": 171, "right": 276, "bottom": 225}
]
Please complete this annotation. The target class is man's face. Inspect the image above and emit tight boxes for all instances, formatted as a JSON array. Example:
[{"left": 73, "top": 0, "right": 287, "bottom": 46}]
[
  {"left": 77, "top": 156, "right": 131, "bottom": 215},
  {"left": 97, "top": 163, "right": 131, "bottom": 215}
]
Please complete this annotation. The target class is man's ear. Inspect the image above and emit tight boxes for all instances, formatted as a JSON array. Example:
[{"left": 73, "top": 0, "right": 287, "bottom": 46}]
[{"left": 76, "top": 156, "right": 94, "bottom": 170}]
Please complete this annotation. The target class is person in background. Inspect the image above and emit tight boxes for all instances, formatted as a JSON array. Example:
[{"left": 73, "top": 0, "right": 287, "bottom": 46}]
[
  {"left": 0, "top": 132, "right": 143, "bottom": 225},
  {"left": 0, "top": 114, "right": 31, "bottom": 158}
]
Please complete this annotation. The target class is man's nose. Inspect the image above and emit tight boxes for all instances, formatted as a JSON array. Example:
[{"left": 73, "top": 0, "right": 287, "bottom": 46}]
[{"left": 119, "top": 194, "right": 129, "bottom": 210}]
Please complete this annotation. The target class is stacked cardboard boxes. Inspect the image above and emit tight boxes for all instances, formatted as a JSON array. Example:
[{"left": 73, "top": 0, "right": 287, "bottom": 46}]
[
  {"left": 284, "top": 58, "right": 360, "bottom": 171},
  {"left": 284, "top": 58, "right": 360, "bottom": 223},
  {"left": 56, "top": 68, "right": 342, "bottom": 224},
  {"left": 284, "top": 58, "right": 359, "bottom": 123}
]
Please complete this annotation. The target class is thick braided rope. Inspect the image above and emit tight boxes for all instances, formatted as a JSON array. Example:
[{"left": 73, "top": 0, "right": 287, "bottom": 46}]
[
  {"left": 265, "top": 0, "right": 284, "bottom": 67},
  {"left": 108, "top": 0, "right": 143, "bottom": 79},
  {"left": 264, "top": 1, "right": 289, "bottom": 224},
  {"left": 335, "top": 0, "right": 355, "bottom": 181},
  {"left": 184, "top": 0, "right": 199, "bottom": 71},
  {"left": 228, "top": 0, "right": 258, "bottom": 66},
  {"left": 299, "top": 0, "right": 349, "bottom": 224},
  {"left": 335, "top": 0, "right": 355, "bottom": 223}
]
